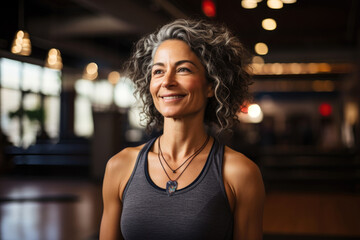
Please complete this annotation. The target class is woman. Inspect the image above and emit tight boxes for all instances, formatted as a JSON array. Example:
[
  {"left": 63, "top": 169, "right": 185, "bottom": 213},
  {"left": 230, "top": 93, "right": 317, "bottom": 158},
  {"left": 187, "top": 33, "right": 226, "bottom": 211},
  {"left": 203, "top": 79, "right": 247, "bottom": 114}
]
[{"left": 100, "top": 19, "right": 265, "bottom": 240}]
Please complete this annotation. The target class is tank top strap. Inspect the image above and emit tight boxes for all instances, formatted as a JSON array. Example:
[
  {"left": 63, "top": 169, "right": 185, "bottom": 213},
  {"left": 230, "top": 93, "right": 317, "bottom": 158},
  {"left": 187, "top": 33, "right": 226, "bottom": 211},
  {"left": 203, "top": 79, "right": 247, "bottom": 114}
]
[
  {"left": 138, "top": 137, "right": 157, "bottom": 164},
  {"left": 206, "top": 138, "right": 231, "bottom": 208},
  {"left": 122, "top": 137, "right": 157, "bottom": 200},
  {"left": 211, "top": 138, "right": 226, "bottom": 179}
]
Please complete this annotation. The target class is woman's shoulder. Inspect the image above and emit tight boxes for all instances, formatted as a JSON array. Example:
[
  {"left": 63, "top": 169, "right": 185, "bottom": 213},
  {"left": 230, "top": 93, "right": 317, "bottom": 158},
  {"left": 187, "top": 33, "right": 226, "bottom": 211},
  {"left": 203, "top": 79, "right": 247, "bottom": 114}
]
[
  {"left": 104, "top": 143, "right": 147, "bottom": 200},
  {"left": 223, "top": 146, "right": 259, "bottom": 171},
  {"left": 106, "top": 144, "right": 145, "bottom": 173},
  {"left": 223, "top": 146, "right": 263, "bottom": 188}
]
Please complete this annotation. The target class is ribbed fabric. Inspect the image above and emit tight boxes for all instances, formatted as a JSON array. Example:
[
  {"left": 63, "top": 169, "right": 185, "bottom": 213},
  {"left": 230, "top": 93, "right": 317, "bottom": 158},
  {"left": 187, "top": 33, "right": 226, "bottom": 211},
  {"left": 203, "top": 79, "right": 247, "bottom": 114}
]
[{"left": 121, "top": 137, "right": 233, "bottom": 240}]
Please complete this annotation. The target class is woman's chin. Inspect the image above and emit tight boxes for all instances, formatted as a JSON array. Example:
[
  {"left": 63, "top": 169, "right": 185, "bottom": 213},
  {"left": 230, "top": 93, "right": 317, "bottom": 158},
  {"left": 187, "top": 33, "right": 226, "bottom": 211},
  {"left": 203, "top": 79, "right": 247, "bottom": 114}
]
[
  {"left": 159, "top": 109, "right": 181, "bottom": 118},
  {"left": 163, "top": 114, "right": 181, "bottom": 119}
]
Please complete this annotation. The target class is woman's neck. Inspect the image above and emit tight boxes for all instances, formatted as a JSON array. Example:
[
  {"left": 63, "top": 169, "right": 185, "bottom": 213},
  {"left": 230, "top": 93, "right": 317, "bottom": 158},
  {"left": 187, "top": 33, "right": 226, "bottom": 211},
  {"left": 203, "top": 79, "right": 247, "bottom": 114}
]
[{"left": 160, "top": 116, "right": 208, "bottom": 162}]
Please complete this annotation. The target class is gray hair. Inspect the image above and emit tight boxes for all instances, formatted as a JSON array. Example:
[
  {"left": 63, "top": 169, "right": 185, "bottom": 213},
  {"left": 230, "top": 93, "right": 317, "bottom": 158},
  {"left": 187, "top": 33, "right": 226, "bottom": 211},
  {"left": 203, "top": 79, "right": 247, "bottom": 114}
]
[{"left": 125, "top": 19, "right": 252, "bottom": 132}]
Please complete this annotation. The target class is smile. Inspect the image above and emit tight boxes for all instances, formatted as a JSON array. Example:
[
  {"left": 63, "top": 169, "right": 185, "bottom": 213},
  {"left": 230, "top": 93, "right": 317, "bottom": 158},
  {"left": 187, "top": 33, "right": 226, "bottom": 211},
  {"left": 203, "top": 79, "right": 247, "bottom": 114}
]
[{"left": 162, "top": 95, "right": 184, "bottom": 100}]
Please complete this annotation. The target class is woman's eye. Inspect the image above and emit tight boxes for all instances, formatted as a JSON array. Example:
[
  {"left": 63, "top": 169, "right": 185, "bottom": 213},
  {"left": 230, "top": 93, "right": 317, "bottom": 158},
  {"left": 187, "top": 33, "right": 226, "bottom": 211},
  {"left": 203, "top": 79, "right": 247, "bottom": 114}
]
[
  {"left": 153, "top": 69, "right": 163, "bottom": 75},
  {"left": 177, "top": 67, "right": 191, "bottom": 73}
]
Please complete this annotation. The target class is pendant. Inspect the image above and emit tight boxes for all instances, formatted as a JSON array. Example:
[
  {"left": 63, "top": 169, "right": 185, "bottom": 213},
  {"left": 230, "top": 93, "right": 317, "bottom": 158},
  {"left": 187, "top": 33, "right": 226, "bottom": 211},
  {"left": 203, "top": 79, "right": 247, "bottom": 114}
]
[{"left": 166, "top": 180, "right": 178, "bottom": 196}]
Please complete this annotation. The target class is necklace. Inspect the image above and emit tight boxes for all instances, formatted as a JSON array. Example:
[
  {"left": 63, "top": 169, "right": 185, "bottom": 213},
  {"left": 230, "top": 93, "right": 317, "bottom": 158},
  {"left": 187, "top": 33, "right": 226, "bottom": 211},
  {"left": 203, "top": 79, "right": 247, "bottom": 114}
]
[
  {"left": 158, "top": 136, "right": 208, "bottom": 173},
  {"left": 158, "top": 135, "right": 210, "bottom": 196}
]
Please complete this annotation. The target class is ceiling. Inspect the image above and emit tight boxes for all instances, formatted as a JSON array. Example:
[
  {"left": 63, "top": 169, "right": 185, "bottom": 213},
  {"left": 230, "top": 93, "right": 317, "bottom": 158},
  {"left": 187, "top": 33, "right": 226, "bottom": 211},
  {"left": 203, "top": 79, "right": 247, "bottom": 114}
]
[{"left": 1, "top": 0, "right": 359, "bottom": 74}]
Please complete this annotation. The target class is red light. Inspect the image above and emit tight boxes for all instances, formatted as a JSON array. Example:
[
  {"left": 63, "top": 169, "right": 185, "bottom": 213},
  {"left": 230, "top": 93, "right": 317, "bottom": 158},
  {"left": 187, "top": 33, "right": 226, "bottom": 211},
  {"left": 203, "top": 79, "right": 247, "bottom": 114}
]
[
  {"left": 202, "top": 0, "right": 216, "bottom": 17},
  {"left": 240, "top": 106, "right": 248, "bottom": 113},
  {"left": 319, "top": 103, "right": 332, "bottom": 117}
]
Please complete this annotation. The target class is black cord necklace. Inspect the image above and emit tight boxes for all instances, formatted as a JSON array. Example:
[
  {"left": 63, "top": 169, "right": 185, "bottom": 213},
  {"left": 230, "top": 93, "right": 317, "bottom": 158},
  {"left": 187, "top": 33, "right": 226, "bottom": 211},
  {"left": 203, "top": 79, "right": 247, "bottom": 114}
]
[
  {"left": 158, "top": 136, "right": 209, "bottom": 173},
  {"left": 158, "top": 135, "right": 210, "bottom": 196}
]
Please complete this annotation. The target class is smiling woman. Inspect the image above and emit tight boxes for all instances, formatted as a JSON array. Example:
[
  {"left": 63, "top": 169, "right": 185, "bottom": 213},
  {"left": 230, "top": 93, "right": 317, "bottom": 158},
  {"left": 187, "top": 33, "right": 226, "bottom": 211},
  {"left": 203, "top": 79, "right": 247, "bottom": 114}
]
[
  {"left": 100, "top": 19, "right": 264, "bottom": 240},
  {"left": 127, "top": 19, "right": 252, "bottom": 133},
  {"left": 150, "top": 39, "right": 213, "bottom": 120}
]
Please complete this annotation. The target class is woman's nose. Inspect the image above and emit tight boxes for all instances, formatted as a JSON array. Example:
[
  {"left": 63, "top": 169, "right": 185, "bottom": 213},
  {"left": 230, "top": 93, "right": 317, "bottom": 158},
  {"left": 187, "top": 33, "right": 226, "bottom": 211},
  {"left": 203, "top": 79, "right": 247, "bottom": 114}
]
[{"left": 161, "top": 70, "right": 177, "bottom": 88}]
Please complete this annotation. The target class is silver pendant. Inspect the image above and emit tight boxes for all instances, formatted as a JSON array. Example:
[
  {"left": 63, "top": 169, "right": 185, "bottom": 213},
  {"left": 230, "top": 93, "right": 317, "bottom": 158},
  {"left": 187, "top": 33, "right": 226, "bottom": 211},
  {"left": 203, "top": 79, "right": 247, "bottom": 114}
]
[{"left": 166, "top": 180, "right": 178, "bottom": 196}]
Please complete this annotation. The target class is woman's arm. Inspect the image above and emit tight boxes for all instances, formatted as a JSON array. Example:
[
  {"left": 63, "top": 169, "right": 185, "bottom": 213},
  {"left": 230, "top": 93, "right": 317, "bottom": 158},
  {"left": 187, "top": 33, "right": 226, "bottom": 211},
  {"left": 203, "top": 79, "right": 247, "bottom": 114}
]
[
  {"left": 99, "top": 147, "right": 139, "bottom": 240},
  {"left": 223, "top": 148, "right": 265, "bottom": 240},
  {"left": 100, "top": 157, "right": 123, "bottom": 240}
]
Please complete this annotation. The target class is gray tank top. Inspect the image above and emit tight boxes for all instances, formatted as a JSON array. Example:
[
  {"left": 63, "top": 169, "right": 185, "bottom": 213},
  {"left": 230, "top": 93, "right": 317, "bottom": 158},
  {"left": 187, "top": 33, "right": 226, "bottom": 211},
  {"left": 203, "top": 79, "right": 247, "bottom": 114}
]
[{"left": 121, "top": 137, "right": 233, "bottom": 240}]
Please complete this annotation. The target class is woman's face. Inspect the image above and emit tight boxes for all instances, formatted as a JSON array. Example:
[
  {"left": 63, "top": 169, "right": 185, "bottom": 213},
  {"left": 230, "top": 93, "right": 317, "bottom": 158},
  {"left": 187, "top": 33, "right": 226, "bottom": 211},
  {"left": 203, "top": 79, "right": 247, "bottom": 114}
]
[{"left": 150, "top": 39, "right": 214, "bottom": 120}]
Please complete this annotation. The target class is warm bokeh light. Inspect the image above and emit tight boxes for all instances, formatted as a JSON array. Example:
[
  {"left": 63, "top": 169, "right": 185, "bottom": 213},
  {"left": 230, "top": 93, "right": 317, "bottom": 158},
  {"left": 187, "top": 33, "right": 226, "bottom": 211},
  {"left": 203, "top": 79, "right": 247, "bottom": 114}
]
[
  {"left": 83, "top": 62, "right": 98, "bottom": 81},
  {"left": 251, "top": 56, "right": 265, "bottom": 74},
  {"left": 345, "top": 102, "right": 358, "bottom": 125},
  {"left": 267, "top": 0, "right": 283, "bottom": 9},
  {"left": 252, "top": 56, "right": 265, "bottom": 64},
  {"left": 202, "top": 0, "right": 216, "bottom": 17},
  {"left": 318, "top": 63, "right": 332, "bottom": 73},
  {"left": 289, "top": 63, "right": 302, "bottom": 74},
  {"left": 251, "top": 80, "right": 336, "bottom": 93},
  {"left": 251, "top": 64, "right": 263, "bottom": 74},
  {"left": 238, "top": 103, "right": 263, "bottom": 123},
  {"left": 307, "top": 63, "right": 319, "bottom": 74},
  {"left": 250, "top": 62, "right": 353, "bottom": 75},
  {"left": 86, "top": 63, "right": 98, "bottom": 75},
  {"left": 45, "top": 48, "right": 63, "bottom": 70},
  {"left": 248, "top": 104, "right": 262, "bottom": 118},
  {"left": 108, "top": 71, "right": 121, "bottom": 85},
  {"left": 241, "top": 0, "right": 258, "bottom": 9},
  {"left": 11, "top": 30, "right": 31, "bottom": 56},
  {"left": 270, "top": 63, "right": 283, "bottom": 75},
  {"left": 281, "top": 0, "right": 297, "bottom": 3},
  {"left": 255, "top": 42, "right": 268, "bottom": 55},
  {"left": 262, "top": 18, "right": 277, "bottom": 31}
]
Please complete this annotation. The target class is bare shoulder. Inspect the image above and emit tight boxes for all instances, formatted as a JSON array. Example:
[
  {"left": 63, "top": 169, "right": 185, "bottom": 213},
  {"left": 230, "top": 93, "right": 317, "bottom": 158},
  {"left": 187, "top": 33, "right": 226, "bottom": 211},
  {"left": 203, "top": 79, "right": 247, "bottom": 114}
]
[
  {"left": 223, "top": 146, "right": 264, "bottom": 198},
  {"left": 223, "top": 146, "right": 261, "bottom": 180},
  {"left": 106, "top": 144, "right": 144, "bottom": 173},
  {"left": 104, "top": 144, "right": 145, "bottom": 200}
]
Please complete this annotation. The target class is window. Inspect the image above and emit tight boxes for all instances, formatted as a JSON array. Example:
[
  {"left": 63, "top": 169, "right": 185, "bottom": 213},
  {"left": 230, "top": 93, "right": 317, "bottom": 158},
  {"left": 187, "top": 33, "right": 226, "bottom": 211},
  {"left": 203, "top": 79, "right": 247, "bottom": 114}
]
[{"left": 0, "top": 57, "right": 61, "bottom": 148}]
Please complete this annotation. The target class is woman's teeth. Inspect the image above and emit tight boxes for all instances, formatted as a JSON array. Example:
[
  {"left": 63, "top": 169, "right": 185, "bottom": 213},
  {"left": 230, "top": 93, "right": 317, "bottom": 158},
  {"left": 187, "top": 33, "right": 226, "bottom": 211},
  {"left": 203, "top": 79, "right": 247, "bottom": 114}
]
[{"left": 163, "top": 95, "right": 183, "bottom": 100}]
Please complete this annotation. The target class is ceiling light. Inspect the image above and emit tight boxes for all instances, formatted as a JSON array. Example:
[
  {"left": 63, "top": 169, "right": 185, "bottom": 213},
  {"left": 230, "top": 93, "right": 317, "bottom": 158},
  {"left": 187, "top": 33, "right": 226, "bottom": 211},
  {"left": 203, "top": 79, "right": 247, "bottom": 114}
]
[
  {"left": 281, "top": 0, "right": 296, "bottom": 3},
  {"left": 254, "top": 42, "right": 268, "bottom": 55},
  {"left": 11, "top": 30, "right": 31, "bottom": 56},
  {"left": 83, "top": 62, "right": 98, "bottom": 80},
  {"left": 267, "top": 0, "right": 283, "bottom": 9},
  {"left": 108, "top": 71, "right": 120, "bottom": 85},
  {"left": 262, "top": 18, "right": 277, "bottom": 31},
  {"left": 241, "top": 0, "right": 257, "bottom": 9},
  {"left": 11, "top": 0, "right": 31, "bottom": 56},
  {"left": 45, "top": 48, "right": 63, "bottom": 70}
]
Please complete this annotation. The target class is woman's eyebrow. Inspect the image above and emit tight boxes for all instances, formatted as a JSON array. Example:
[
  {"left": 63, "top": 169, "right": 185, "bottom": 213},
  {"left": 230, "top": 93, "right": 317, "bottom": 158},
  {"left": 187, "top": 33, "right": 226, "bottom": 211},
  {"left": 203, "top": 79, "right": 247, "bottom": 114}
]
[
  {"left": 175, "top": 60, "right": 199, "bottom": 69},
  {"left": 152, "top": 60, "right": 199, "bottom": 69}
]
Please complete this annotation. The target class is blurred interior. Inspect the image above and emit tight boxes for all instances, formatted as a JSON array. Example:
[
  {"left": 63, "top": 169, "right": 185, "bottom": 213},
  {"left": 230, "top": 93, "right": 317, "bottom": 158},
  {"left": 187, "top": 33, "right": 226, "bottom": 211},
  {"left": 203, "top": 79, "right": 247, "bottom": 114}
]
[{"left": 0, "top": 0, "right": 360, "bottom": 239}]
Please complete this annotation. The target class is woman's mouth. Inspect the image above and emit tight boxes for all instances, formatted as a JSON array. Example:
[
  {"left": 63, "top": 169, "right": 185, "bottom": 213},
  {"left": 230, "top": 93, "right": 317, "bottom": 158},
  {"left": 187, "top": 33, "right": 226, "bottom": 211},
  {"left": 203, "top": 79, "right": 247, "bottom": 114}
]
[
  {"left": 160, "top": 94, "right": 186, "bottom": 102},
  {"left": 162, "top": 95, "right": 184, "bottom": 100}
]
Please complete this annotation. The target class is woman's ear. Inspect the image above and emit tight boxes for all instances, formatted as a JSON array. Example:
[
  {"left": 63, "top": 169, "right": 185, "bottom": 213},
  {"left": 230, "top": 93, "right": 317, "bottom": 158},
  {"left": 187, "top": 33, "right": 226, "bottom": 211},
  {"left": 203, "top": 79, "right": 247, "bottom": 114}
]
[{"left": 207, "top": 83, "right": 215, "bottom": 98}]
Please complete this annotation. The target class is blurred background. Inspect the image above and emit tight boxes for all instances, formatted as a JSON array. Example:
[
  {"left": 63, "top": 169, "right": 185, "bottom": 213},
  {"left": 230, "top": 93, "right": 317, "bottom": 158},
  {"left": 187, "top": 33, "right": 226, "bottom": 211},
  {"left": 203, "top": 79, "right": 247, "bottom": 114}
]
[{"left": 0, "top": 0, "right": 359, "bottom": 239}]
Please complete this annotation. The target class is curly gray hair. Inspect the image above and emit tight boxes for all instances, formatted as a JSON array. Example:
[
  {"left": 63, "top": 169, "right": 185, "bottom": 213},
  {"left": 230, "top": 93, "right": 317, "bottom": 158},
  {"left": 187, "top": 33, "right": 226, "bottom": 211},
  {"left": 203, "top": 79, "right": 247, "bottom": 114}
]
[{"left": 125, "top": 19, "right": 252, "bottom": 132}]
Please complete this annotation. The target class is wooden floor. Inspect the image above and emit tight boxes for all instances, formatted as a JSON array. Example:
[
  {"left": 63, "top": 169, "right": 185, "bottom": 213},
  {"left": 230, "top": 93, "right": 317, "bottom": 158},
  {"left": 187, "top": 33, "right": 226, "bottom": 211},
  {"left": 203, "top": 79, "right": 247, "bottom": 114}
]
[
  {"left": 263, "top": 191, "right": 360, "bottom": 237},
  {"left": 0, "top": 177, "right": 102, "bottom": 240},
  {"left": 0, "top": 177, "right": 359, "bottom": 240}
]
